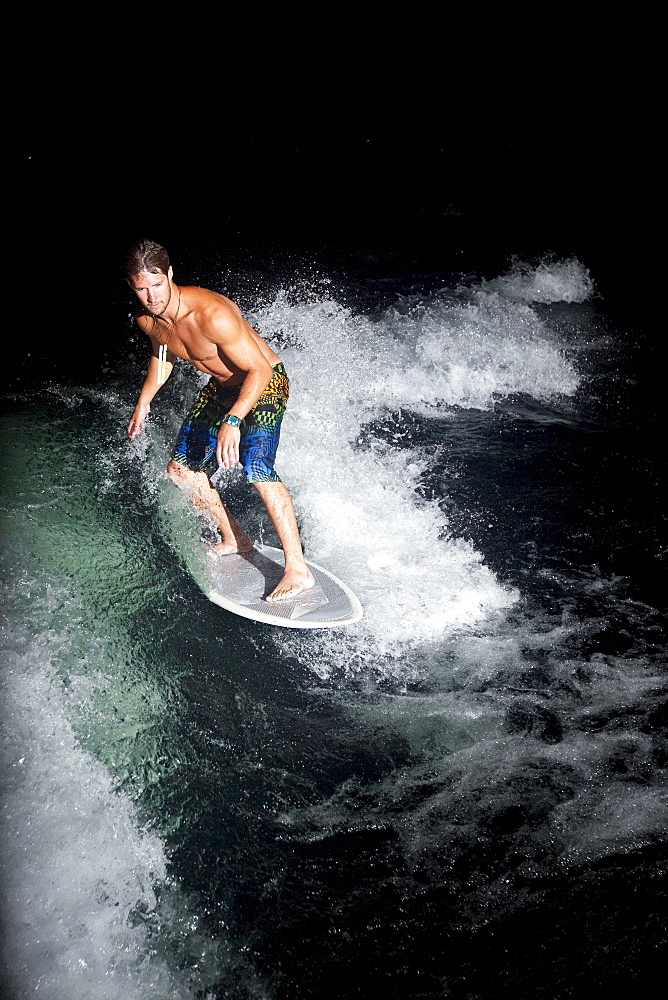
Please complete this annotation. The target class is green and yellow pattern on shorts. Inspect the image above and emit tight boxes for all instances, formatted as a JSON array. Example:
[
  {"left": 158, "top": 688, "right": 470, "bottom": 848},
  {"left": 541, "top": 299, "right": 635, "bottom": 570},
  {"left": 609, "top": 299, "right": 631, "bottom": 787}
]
[{"left": 171, "top": 363, "right": 290, "bottom": 483}]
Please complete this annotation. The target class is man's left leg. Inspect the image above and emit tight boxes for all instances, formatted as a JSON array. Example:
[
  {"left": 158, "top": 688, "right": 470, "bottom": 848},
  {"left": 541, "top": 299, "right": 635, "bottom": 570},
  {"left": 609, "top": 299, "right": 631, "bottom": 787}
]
[{"left": 253, "top": 481, "right": 315, "bottom": 602}]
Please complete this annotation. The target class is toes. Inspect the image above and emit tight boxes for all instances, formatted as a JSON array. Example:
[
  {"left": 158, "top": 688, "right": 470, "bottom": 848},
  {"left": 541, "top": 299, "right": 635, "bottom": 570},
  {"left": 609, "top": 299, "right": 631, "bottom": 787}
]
[
  {"left": 266, "top": 587, "right": 300, "bottom": 603},
  {"left": 264, "top": 573, "right": 315, "bottom": 603}
]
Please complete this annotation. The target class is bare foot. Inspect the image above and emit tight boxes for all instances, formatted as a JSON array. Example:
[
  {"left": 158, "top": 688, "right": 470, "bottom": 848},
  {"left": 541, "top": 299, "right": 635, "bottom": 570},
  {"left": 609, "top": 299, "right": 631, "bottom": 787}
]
[
  {"left": 206, "top": 533, "right": 254, "bottom": 557},
  {"left": 265, "top": 566, "right": 316, "bottom": 603}
]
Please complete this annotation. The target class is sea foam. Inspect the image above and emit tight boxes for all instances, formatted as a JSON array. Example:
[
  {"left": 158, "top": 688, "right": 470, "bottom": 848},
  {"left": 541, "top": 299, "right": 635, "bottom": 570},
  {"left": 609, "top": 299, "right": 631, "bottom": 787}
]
[{"left": 242, "top": 261, "right": 583, "bottom": 660}]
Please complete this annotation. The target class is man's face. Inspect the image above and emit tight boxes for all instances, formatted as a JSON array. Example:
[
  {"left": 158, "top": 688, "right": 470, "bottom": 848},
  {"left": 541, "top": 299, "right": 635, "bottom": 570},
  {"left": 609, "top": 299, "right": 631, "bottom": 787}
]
[{"left": 131, "top": 267, "right": 173, "bottom": 316}]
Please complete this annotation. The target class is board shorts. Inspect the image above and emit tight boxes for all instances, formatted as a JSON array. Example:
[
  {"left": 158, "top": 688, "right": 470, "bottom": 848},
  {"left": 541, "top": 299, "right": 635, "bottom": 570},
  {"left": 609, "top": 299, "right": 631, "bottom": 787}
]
[{"left": 171, "top": 362, "right": 289, "bottom": 483}]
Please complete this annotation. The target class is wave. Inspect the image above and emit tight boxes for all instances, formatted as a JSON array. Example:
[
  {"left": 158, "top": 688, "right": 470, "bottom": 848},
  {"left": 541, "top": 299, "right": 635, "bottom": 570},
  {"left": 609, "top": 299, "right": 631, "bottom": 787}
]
[{"left": 237, "top": 259, "right": 585, "bottom": 662}]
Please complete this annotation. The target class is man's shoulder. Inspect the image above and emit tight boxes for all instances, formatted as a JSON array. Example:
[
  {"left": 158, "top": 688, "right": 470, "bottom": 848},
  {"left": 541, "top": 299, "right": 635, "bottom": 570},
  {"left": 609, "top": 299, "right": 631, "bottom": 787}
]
[
  {"left": 188, "top": 284, "right": 236, "bottom": 310},
  {"left": 189, "top": 286, "right": 241, "bottom": 331},
  {"left": 134, "top": 310, "right": 153, "bottom": 332}
]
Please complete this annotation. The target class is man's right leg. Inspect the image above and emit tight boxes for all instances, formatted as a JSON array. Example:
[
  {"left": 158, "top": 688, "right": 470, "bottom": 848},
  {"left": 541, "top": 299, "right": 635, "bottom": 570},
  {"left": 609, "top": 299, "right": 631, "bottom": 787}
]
[{"left": 166, "top": 460, "right": 253, "bottom": 555}]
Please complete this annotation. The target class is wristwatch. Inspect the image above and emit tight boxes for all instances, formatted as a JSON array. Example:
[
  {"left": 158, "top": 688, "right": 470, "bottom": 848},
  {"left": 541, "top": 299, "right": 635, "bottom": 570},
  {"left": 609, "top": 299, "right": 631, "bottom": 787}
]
[{"left": 222, "top": 414, "right": 242, "bottom": 428}]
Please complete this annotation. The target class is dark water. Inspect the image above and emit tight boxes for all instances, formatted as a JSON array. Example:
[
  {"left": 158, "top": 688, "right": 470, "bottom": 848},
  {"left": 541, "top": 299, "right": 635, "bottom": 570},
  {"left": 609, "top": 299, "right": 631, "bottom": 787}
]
[{"left": 2, "top": 241, "right": 666, "bottom": 999}]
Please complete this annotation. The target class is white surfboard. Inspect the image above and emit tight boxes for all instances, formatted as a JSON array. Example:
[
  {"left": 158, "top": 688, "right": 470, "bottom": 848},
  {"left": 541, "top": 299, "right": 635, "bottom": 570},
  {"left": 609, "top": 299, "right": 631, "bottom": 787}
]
[{"left": 206, "top": 545, "right": 363, "bottom": 628}]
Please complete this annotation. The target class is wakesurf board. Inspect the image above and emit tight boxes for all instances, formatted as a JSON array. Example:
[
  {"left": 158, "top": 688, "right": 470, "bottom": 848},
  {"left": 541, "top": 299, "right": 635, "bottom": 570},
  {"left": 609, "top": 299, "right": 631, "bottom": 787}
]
[{"left": 206, "top": 545, "right": 362, "bottom": 628}]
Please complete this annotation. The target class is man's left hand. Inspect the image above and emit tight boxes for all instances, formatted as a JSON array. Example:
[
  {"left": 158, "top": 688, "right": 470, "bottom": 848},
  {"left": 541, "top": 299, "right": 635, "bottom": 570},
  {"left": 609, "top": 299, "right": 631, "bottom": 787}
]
[{"left": 216, "top": 423, "right": 241, "bottom": 468}]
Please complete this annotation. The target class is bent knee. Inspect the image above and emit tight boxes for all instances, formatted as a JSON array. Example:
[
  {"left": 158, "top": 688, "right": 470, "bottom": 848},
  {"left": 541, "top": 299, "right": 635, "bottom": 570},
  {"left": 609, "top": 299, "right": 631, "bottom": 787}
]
[
  {"left": 167, "top": 461, "right": 213, "bottom": 494},
  {"left": 167, "top": 459, "right": 190, "bottom": 485}
]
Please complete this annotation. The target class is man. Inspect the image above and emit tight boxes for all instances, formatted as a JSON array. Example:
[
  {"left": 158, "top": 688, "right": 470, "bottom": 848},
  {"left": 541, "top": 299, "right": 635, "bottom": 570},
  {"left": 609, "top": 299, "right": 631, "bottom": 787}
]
[{"left": 125, "top": 239, "right": 314, "bottom": 603}]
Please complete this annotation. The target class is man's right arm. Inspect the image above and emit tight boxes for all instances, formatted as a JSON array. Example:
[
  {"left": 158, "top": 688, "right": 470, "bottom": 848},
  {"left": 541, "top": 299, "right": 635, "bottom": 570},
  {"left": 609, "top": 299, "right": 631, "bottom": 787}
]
[{"left": 127, "top": 338, "right": 175, "bottom": 440}]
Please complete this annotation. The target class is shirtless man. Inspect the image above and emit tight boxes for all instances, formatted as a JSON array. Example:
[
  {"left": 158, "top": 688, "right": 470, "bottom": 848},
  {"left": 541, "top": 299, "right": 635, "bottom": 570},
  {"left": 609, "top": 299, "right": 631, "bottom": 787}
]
[{"left": 125, "top": 239, "right": 314, "bottom": 603}]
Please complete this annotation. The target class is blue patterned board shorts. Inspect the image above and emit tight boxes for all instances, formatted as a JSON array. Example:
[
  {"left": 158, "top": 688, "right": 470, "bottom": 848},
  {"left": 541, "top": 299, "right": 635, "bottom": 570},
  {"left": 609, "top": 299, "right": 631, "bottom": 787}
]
[{"left": 171, "top": 363, "right": 289, "bottom": 483}]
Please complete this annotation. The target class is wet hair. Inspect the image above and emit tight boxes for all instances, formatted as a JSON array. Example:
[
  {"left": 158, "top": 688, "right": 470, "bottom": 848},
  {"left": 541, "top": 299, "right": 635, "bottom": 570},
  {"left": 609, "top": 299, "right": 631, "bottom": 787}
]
[{"left": 124, "top": 239, "right": 170, "bottom": 283}]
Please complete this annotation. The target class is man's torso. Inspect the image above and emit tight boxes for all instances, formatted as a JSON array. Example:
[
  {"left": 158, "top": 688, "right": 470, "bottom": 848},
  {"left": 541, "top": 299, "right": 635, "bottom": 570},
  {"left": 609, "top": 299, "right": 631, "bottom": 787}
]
[{"left": 138, "top": 285, "right": 281, "bottom": 385}]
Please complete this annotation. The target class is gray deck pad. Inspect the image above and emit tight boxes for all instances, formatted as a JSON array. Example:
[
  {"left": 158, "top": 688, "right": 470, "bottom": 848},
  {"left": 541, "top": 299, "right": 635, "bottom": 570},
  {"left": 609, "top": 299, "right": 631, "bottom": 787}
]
[{"left": 206, "top": 545, "right": 363, "bottom": 628}]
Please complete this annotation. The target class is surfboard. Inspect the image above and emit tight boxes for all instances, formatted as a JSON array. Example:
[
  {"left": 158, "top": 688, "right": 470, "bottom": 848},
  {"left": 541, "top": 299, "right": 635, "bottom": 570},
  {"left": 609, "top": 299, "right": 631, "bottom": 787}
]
[{"left": 206, "top": 545, "right": 363, "bottom": 628}]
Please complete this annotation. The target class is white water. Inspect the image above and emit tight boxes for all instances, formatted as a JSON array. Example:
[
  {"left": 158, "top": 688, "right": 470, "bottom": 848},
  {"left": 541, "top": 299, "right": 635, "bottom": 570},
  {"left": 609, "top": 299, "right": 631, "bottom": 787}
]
[
  {"left": 240, "top": 259, "right": 587, "bottom": 663},
  {"left": 1, "top": 587, "right": 210, "bottom": 998},
  {"left": 485, "top": 256, "right": 595, "bottom": 303}
]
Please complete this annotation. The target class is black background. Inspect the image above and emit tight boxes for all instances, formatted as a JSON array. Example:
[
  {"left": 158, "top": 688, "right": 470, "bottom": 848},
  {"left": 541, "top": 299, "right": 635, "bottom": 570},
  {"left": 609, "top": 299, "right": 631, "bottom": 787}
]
[{"left": 17, "top": 117, "right": 654, "bottom": 332}]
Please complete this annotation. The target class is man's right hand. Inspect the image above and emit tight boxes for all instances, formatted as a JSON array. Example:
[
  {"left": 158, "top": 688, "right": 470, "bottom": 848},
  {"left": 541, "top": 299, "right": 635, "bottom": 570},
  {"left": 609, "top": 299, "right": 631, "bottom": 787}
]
[{"left": 128, "top": 404, "right": 150, "bottom": 440}]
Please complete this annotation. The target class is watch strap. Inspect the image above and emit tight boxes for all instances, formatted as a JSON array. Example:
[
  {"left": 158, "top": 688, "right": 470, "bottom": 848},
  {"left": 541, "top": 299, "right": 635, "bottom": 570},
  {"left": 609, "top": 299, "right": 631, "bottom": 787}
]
[{"left": 222, "top": 414, "right": 242, "bottom": 428}]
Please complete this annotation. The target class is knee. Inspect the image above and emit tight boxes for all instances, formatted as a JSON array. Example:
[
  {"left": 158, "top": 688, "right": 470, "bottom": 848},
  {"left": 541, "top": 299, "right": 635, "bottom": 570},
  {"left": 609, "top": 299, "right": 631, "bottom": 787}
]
[
  {"left": 167, "top": 459, "right": 188, "bottom": 485},
  {"left": 252, "top": 479, "right": 286, "bottom": 500}
]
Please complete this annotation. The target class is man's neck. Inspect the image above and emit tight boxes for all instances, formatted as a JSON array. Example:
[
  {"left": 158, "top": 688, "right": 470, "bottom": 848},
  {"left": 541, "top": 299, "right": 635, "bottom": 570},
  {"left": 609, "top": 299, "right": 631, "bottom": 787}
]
[{"left": 162, "top": 282, "right": 181, "bottom": 323}]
